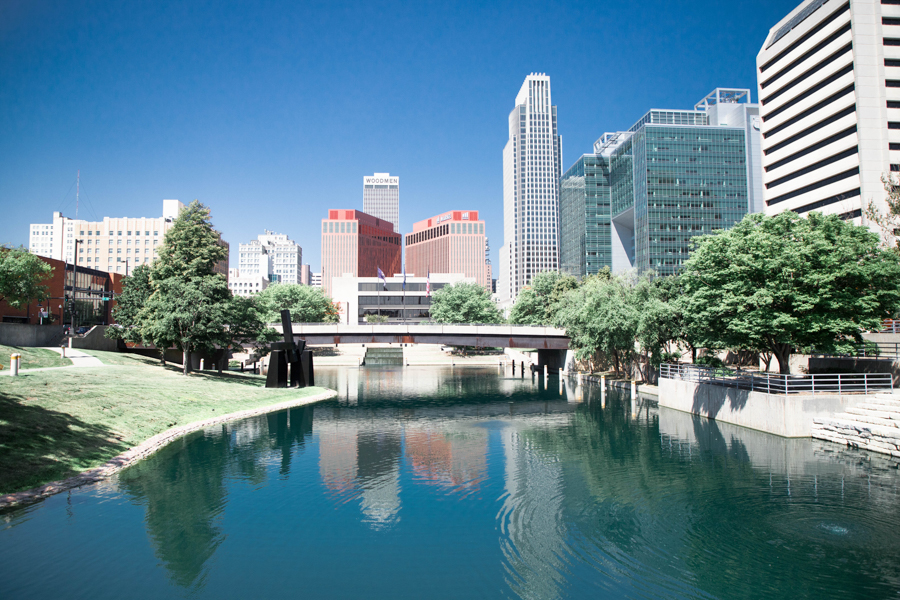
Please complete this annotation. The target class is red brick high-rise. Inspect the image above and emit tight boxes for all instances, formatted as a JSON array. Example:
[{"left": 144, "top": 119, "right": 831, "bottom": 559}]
[{"left": 321, "top": 210, "right": 401, "bottom": 297}]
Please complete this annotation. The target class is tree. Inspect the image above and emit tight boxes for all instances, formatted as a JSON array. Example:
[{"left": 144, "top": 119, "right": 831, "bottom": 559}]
[
  {"left": 508, "top": 271, "right": 579, "bottom": 325},
  {"left": 554, "top": 273, "right": 638, "bottom": 376},
  {"left": 106, "top": 264, "right": 153, "bottom": 345},
  {"left": 865, "top": 174, "right": 900, "bottom": 251},
  {"left": 0, "top": 246, "right": 51, "bottom": 308},
  {"left": 680, "top": 211, "right": 900, "bottom": 374},
  {"left": 255, "top": 283, "right": 339, "bottom": 323},
  {"left": 214, "top": 296, "right": 277, "bottom": 373},
  {"left": 633, "top": 275, "right": 682, "bottom": 383},
  {"left": 429, "top": 282, "right": 504, "bottom": 324},
  {"left": 146, "top": 201, "right": 232, "bottom": 375},
  {"left": 143, "top": 276, "right": 231, "bottom": 375}
]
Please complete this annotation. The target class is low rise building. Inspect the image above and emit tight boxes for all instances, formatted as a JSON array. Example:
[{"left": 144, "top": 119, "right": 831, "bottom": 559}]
[{"left": 330, "top": 273, "right": 470, "bottom": 324}]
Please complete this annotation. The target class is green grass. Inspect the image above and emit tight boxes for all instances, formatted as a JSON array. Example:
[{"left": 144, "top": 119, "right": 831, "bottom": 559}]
[
  {"left": 0, "top": 351, "right": 330, "bottom": 495},
  {"left": 0, "top": 344, "right": 71, "bottom": 371}
]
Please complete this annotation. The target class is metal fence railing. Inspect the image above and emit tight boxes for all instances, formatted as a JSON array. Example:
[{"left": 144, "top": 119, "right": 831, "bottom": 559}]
[
  {"left": 811, "top": 342, "right": 900, "bottom": 360},
  {"left": 659, "top": 363, "right": 893, "bottom": 395},
  {"left": 882, "top": 320, "right": 900, "bottom": 334}
]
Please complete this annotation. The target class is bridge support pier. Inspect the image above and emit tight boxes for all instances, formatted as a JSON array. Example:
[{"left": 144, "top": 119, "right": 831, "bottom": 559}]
[{"left": 536, "top": 349, "right": 568, "bottom": 372}]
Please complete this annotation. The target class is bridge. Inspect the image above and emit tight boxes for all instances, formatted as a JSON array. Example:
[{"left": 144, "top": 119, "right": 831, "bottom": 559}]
[{"left": 272, "top": 323, "right": 572, "bottom": 368}]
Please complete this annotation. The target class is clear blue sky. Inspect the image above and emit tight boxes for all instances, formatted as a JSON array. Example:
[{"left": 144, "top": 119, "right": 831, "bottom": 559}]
[{"left": 0, "top": 0, "right": 799, "bottom": 273}]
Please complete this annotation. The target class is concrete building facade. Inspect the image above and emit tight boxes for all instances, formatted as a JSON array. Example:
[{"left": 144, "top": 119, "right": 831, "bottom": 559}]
[
  {"left": 404, "top": 210, "right": 491, "bottom": 291},
  {"left": 321, "top": 209, "right": 401, "bottom": 298},
  {"left": 363, "top": 173, "right": 400, "bottom": 232},
  {"left": 237, "top": 230, "right": 303, "bottom": 285},
  {"left": 499, "top": 73, "right": 563, "bottom": 306},
  {"left": 757, "top": 0, "right": 895, "bottom": 223},
  {"left": 28, "top": 199, "right": 229, "bottom": 278},
  {"left": 227, "top": 268, "right": 269, "bottom": 298},
  {"left": 330, "top": 273, "right": 470, "bottom": 324}
]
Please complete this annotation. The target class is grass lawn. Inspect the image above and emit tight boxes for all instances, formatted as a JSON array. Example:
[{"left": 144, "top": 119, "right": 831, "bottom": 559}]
[
  {"left": 0, "top": 344, "right": 71, "bottom": 371},
  {"left": 0, "top": 350, "right": 331, "bottom": 495}
]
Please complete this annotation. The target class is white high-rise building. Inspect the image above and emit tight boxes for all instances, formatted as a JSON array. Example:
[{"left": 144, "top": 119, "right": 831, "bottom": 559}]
[
  {"left": 499, "top": 73, "right": 562, "bottom": 307},
  {"left": 363, "top": 173, "right": 400, "bottom": 232},
  {"left": 237, "top": 230, "right": 303, "bottom": 285},
  {"left": 757, "top": 0, "right": 895, "bottom": 225}
]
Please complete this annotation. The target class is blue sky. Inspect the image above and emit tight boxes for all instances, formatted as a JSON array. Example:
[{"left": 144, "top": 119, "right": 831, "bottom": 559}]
[{"left": 0, "top": 0, "right": 799, "bottom": 273}]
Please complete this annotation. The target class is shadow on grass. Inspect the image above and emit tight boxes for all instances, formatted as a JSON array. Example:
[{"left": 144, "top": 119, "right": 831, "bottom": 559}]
[{"left": 0, "top": 392, "right": 128, "bottom": 495}]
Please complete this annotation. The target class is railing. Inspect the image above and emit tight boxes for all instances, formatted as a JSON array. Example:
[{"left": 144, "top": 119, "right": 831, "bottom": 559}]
[
  {"left": 881, "top": 319, "right": 900, "bottom": 334},
  {"left": 659, "top": 363, "right": 893, "bottom": 395},
  {"left": 811, "top": 342, "right": 900, "bottom": 360}
]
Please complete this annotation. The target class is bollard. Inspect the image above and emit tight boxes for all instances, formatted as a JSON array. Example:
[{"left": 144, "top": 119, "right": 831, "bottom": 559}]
[
  {"left": 61, "top": 346, "right": 66, "bottom": 359},
  {"left": 520, "top": 361, "right": 524, "bottom": 378},
  {"left": 200, "top": 358, "right": 205, "bottom": 371},
  {"left": 601, "top": 374, "right": 606, "bottom": 388},
  {"left": 631, "top": 380, "right": 636, "bottom": 398},
  {"left": 544, "top": 364, "right": 548, "bottom": 378},
  {"left": 11, "top": 353, "right": 21, "bottom": 376},
  {"left": 512, "top": 361, "right": 516, "bottom": 375},
  {"left": 631, "top": 380, "right": 637, "bottom": 418}
]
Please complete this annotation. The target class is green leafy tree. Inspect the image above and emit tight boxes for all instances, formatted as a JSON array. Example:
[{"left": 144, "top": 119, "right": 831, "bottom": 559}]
[
  {"left": 106, "top": 264, "right": 153, "bottom": 344},
  {"left": 255, "top": 283, "right": 339, "bottom": 323},
  {"left": 0, "top": 246, "right": 51, "bottom": 308},
  {"left": 429, "top": 282, "right": 504, "bottom": 324},
  {"left": 213, "top": 296, "right": 277, "bottom": 372},
  {"left": 865, "top": 174, "right": 900, "bottom": 251},
  {"left": 143, "top": 276, "right": 232, "bottom": 375},
  {"left": 146, "top": 201, "right": 233, "bottom": 374},
  {"left": 633, "top": 275, "right": 682, "bottom": 382},
  {"left": 554, "top": 274, "right": 638, "bottom": 375},
  {"left": 680, "top": 212, "right": 900, "bottom": 374},
  {"left": 508, "top": 271, "right": 579, "bottom": 325}
]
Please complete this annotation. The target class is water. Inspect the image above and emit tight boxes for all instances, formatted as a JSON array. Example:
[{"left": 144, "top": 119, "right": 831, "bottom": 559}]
[{"left": 3, "top": 366, "right": 900, "bottom": 599}]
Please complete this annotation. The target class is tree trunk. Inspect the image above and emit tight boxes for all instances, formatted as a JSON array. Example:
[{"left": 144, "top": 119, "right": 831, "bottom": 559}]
[
  {"left": 612, "top": 350, "right": 620, "bottom": 377},
  {"left": 772, "top": 344, "right": 791, "bottom": 375},
  {"left": 183, "top": 346, "right": 191, "bottom": 375}
]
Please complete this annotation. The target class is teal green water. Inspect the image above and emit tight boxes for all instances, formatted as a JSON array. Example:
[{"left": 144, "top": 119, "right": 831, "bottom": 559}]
[{"left": 3, "top": 366, "right": 900, "bottom": 599}]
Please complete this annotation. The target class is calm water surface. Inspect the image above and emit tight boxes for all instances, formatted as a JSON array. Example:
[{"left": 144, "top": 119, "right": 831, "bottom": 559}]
[{"left": 3, "top": 366, "right": 900, "bottom": 599}]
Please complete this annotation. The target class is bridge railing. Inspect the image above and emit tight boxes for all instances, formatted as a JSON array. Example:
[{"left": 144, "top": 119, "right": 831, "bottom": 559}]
[
  {"left": 268, "top": 322, "right": 570, "bottom": 336},
  {"left": 659, "top": 363, "right": 893, "bottom": 395}
]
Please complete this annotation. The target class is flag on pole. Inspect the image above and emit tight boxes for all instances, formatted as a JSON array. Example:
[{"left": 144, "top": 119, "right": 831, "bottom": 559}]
[
  {"left": 402, "top": 265, "right": 406, "bottom": 291},
  {"left": 377, "top": 267, "right": 387, "bottom": 291},
  {"left": 426, "top": 270, "right": 431, "bottom": 297}
]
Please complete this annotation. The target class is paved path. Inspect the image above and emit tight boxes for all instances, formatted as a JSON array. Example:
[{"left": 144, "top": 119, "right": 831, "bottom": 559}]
[{"left": 3, "top": 347, "right": 105, "bottom": 375}]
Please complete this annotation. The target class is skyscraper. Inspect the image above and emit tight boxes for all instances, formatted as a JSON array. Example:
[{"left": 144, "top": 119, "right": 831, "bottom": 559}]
[
  {"left": 499, "top": 74, "right": 562, "bottom": 307},
  {"left": 559, "top": 89, "right": 760, "bottom": 277},
  {"left": 757, "top": 0, "right": 894, "bottom": 223},
  {"left": 404, "top": 210, "right": 491, "bottom": 291},
  {"left": 320, "top": 209, "right": 401, "bottom": 297},
  {"left": 363, "top": 173, "right": 400, "bottom": 232}
]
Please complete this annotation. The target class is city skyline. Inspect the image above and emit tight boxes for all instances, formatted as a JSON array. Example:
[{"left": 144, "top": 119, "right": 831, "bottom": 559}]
[{"left": 0, "top": 0, "right": 803, "bottom": 273}]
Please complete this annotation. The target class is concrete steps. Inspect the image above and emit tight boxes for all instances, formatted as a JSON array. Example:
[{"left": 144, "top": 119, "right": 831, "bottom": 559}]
[{"left": 812, "top": 391, "right": 900, "bottom": 460}]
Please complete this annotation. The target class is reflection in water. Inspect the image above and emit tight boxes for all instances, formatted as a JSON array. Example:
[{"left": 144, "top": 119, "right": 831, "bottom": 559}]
[{"left": 4, "top": 368, "right": 900, "bottom": 599}]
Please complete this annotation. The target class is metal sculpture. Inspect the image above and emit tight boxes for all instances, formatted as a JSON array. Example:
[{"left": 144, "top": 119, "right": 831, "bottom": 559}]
[{"left": 266, "top": 310, "right": 315, "bottom": 388}]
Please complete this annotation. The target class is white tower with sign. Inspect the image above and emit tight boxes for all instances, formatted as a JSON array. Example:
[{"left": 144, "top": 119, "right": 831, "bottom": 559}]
[{"left": 363, "top": 173, "right": 400, "bottom": 232}]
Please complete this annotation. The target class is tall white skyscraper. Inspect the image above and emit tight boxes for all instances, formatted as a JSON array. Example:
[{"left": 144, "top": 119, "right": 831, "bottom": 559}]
[
  {"left": 499, "top": 74, "right": 562, "bottom": 307},
  {"left": 757, "top": 0, "right": 894, "bottom": 225},
  {"left": 363, "top": 173, "right": 400, "bottom": 232}
]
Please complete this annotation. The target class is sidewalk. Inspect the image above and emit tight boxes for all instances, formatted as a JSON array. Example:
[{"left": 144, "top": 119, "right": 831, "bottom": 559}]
[{"left": 3, "top": 347, "right": 105, "bottom": 375}]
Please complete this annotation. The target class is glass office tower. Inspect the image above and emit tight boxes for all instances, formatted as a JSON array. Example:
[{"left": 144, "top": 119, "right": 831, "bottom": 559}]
[
  {"left": 559, "top": 155, "right": 612, "bottom": 278},
  {"left": 559, "top": 90, "right": 757, "bottom": 277}
]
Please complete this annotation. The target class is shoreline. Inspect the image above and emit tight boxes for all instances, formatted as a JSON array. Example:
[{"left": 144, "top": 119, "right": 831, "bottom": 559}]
[{"left": 0, "top": 388, "right": 338, "bottom": 512}]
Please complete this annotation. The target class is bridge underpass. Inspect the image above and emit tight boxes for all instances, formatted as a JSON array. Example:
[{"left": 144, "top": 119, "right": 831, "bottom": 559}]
[{"left": 272, "top": 324, "right": 572, "bottom": 370}]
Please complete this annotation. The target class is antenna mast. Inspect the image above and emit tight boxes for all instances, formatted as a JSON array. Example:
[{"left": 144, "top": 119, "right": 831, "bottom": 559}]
[{"left": 75, "top": 170, "right": 80, "bottom": 220}]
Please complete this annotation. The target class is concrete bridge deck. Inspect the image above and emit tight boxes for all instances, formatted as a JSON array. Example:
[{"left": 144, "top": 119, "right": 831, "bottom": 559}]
[{"left": 272, "top": 323, "right": 571, "bottom": 350}]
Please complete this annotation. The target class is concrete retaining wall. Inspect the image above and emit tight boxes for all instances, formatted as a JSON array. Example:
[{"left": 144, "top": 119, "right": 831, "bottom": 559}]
[
  {"left": 658, "top": 377, "right": 870, "bottom": 437},
  {"left": 0, "top": 323, "right": 64, "bottom": 347},
  {"left": 809, "top": 357, "right": 900, "bottom": 386},
  {"left": 70, "top": 326, "right": 119, "bottom": 352}
]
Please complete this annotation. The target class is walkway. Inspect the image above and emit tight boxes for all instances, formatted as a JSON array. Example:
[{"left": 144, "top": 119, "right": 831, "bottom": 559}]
[{"left": 3, "top": 347, "right": 105, "bottom": 375}]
